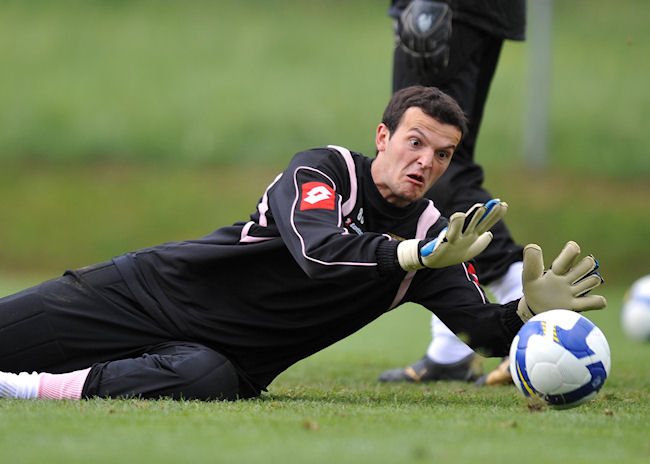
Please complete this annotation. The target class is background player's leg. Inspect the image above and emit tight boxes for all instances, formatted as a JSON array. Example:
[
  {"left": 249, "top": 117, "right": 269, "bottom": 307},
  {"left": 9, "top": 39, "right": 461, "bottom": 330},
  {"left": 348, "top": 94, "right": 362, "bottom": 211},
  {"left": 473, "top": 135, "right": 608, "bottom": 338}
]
[
  {"left": 427, "top": 316, "right": 474, "bottom": 363},
  {"left": 428, "top": 159, "right": 524, "bottom": 283},
  {"left": 382, "top": 22, "right": 523, "bottom": 383},
  {"left": 394, "top": 21, "right": 523, "bottom": 283},
  {"left": 378, "top": 314, "right": 481, "bottom": 383}
]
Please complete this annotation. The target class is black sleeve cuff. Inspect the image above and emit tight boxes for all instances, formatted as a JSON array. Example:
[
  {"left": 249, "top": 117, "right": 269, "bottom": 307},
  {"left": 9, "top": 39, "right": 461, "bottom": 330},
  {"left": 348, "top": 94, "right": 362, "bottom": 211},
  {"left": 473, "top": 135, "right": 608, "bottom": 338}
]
[
  {"left": 502, "top": 299, "right": 524, "bottom": 339},
  {"left": 376, "top": 240, "right": 402, "bottom": 277}
]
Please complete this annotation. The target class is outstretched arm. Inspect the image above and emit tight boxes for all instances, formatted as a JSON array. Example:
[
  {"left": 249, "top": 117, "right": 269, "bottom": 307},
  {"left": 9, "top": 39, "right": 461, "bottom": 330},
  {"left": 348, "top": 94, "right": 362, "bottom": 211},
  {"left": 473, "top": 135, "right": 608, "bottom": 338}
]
[{"left": 408, "top": 240, "right": 606, "bottom": 357}]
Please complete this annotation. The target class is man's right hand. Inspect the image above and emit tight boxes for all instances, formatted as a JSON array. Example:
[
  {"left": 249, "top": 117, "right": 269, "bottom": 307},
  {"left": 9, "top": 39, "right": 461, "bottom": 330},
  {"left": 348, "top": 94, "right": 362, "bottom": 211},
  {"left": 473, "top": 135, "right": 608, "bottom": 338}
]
[{"left": 397, "top": 199, "right": 508, "bottom": 271}]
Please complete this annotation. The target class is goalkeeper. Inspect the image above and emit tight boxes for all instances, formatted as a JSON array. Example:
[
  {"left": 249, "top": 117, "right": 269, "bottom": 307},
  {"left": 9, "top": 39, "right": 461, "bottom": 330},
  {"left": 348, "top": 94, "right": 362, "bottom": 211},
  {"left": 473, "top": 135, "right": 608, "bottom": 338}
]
[{"left": 0, "top": 86, "right": 605, "bottom": 401}]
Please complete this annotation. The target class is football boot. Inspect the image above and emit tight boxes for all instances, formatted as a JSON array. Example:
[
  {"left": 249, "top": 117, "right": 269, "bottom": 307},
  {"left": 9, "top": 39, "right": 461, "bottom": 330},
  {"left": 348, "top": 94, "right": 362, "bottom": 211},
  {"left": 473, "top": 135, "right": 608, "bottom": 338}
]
[
  {"left": 474, "top": 356, "right": 514, "bottom": 386},
  {"left": 378, "top": 353, "right": 482, "bottom": 383}
]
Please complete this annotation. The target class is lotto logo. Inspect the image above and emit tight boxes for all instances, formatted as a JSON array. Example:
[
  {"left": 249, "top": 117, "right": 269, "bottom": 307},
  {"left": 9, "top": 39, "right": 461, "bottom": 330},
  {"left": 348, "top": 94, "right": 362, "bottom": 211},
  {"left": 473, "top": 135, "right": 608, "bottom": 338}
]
[
  {"left": 467, "top": 263, "right": 480, "bottom": 286},
  {"left": 300, "top": 182, "right": 335, "bottom": 211}
]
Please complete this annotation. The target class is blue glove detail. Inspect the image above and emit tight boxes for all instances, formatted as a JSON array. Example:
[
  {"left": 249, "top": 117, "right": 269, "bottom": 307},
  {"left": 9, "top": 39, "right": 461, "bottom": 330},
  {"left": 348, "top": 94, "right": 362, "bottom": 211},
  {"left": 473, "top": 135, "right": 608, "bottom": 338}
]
[
  {"left": 420, "top": 227, "right": 447, "bottom": 258},
  {"left": 478, "top": 199, "right": 500, "bottom": 225},
  {"left": 578, "top": 256, "right": 603, "bottom": 296},
  {"left": 591, "top": 257, "right": 600, "bottom": 272},
  {"left": 397, "top": 200, "right": 506, "bottom": 271}
]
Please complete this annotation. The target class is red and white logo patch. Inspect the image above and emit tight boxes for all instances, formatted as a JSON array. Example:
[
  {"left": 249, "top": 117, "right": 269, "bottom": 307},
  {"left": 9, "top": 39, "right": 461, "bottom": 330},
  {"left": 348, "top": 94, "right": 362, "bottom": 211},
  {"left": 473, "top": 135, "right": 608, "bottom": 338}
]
[
  {"left": 300, "top": 182, "right": 335, "bottom": 211},
  {"left": 467, "top": 263, "right": 480, "bottom": 286}
]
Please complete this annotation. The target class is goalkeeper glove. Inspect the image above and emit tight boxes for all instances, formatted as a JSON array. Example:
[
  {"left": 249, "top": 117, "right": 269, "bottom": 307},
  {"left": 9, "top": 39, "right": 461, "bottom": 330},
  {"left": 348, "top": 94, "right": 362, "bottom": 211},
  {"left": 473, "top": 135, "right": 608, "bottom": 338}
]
[
  {"left": 516, "top": 241, "right": 607, "bottom": 322},
  {"left": 397, "top": 199, "right": 507, "bottom": 271}
]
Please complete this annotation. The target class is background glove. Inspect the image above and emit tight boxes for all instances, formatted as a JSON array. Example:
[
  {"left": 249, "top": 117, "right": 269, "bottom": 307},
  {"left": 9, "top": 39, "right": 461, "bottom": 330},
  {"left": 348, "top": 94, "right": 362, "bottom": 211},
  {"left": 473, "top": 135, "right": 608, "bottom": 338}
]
[
  {"left": 516, "top": 241, "right": 607, "bottom": 322},
  {"left": 397, "top": 199, "right": 507, "bottom": 271},
  {"left": 396, "top": 0, "right": 452, "bottom": 71}
]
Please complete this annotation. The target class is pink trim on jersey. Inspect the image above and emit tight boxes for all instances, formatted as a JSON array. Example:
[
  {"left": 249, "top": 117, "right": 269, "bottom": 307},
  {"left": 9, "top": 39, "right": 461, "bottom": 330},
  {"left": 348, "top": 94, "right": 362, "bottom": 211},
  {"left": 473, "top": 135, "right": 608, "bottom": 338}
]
[
  {"left": 415, "top": 201, "right": 441, "bottom": 239},
  {"left": 462, "top": 262, "right": 486, "bottom": 303},
  {"left": 38, "top": 368, "right": 91, "bottom": 400},
  {"left": 257, "top": 173, "right": 283, "bottom": 227},
  {"left": 290, "top": 165, "right": 376, "bottom": 268},
  {"left": 239, "top": 221, "right": 276, "bottom": 243},
  {"left": 327, "top": 145, "right": 357, "bottom": 216},
  {"left": 389, "top": 200, "right": 441, "bottom": 309},
  {"left": 240, "top": 173, "right": 284, "bottom": 243}
]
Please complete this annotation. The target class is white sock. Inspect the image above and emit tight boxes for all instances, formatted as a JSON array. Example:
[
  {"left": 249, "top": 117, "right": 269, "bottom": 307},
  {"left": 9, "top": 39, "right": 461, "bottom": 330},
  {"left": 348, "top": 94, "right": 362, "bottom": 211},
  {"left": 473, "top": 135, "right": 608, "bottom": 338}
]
[
  {"left": 426, "top": 315, "right": 474, "bottom": 364},
  {"left": 486, "top": 261, "right": 524, "bottom": 304},
  {"left": 425, "top": 261, "right": 524, "bottom": 364},
  {"left": 0, "top": 371, "right": 42, "bottom": 399}
]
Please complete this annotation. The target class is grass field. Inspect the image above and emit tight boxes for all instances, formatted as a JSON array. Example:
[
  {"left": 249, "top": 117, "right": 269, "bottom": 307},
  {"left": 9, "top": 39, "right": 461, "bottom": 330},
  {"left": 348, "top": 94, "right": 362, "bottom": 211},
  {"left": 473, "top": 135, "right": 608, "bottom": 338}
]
[
  {"left": 1, "top": 1, "right": 649, "bottom": 463},
  {"left": 0, "top": 282, "right": 648, "bottom": 464}
]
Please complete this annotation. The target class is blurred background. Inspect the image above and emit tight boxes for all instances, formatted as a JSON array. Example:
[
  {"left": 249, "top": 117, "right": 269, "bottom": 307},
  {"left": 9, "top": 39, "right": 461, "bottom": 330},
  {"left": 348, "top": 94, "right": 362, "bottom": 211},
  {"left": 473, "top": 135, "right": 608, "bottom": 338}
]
[{"left": 0, "top": 0, "right": 648, "bottom": 292}]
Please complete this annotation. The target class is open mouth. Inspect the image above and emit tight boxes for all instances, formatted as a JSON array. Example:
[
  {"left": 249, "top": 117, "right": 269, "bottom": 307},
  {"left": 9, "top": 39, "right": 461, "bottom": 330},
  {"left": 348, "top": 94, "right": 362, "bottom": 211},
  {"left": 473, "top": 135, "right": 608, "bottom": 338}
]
[{"left": 407, "top": 174, "right": 424, "bottom": 184}]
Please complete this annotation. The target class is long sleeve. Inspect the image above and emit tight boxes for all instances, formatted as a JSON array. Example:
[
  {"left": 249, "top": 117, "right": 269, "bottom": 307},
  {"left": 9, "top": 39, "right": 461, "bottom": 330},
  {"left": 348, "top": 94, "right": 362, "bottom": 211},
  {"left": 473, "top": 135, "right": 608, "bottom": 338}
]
[
  {"left": 264, "top": 148, "right": 398, "bottom": 281},
  {"left": 407, "top": 262, "right": 524, "bottom": 356}
]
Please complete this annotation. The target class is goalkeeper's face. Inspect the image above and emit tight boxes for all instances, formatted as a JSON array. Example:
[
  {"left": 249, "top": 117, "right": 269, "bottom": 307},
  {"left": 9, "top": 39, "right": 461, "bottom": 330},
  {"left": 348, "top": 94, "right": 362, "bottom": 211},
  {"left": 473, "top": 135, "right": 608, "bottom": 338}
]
[{"left": 372, "top": 107, "right": 461, "bottom": 207}]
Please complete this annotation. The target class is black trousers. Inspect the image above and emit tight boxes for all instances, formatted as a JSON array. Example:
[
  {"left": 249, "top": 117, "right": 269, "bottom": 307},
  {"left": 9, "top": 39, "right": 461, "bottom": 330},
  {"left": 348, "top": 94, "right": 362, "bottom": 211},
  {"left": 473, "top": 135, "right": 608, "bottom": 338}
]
[
  {"left": 393, "top": 21, "right": 523, "bottom": 284},
  {"left": 0, "top": 262, "right": 258, "bottom": 400}
]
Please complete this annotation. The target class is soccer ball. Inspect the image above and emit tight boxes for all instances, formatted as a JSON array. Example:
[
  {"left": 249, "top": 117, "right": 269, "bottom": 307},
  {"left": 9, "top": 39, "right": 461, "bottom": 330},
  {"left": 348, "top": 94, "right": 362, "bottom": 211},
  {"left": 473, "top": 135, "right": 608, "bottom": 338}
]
[
  {"left": 509, "top": 309, "right": 611, "bottom": 409},
  {"left": 621, "top": 275, "right": 650, "bottom": 342}
]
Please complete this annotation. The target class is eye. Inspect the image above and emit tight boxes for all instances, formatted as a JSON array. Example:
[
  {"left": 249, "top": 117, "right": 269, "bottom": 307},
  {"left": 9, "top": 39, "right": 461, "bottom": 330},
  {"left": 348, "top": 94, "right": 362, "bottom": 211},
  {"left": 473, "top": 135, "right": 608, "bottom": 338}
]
[
  {"left": 436, "top": 151, "right": 451, "bottom": 160},
  {"left": 409, "top": 137, "right": 421, "bottom": 147}
]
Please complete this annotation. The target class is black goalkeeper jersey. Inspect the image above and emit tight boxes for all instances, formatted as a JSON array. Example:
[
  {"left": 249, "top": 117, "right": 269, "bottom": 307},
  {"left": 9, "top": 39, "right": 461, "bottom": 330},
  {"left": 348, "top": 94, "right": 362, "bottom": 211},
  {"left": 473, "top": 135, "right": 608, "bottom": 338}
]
[{"left": 113, "top": 146, "right": 523, "bottom": 390}]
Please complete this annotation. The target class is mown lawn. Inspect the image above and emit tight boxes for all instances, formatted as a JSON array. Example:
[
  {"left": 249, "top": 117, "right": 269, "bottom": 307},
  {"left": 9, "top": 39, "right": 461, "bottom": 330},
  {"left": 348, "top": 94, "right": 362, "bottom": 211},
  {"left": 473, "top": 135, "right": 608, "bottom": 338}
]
[{"left": 0, "top": 283, "right": 648, "bottom": 464}]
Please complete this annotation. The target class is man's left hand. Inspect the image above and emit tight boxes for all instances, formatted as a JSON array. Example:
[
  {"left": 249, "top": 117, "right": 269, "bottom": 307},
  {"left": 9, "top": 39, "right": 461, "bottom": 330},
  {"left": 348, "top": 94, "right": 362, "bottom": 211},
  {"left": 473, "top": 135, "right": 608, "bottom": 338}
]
[{"left": 516, "top": 241, "right": 607, "bottom": 322}]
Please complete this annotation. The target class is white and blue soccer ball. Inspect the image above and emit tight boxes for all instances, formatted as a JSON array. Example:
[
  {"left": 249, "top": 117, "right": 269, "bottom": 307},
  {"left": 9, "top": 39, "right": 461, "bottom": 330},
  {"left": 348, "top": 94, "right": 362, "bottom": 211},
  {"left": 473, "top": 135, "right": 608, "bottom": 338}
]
[
  {"left": 509, "top": 309, "right": 611, "bottom": 409},
  {"left": 621, "top": 275, "right": 650, "bottom": 342}
]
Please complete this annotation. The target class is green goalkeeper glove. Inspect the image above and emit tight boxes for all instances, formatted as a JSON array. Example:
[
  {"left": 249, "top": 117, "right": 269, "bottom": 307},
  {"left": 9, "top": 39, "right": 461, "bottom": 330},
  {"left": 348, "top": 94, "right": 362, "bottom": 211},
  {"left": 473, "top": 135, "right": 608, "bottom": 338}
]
[
  {"left": 516, "top": 241, "right": 607, "bottom": 322},
  {"left": 397, "top": 199, "right": 508, "bottom": 271}
]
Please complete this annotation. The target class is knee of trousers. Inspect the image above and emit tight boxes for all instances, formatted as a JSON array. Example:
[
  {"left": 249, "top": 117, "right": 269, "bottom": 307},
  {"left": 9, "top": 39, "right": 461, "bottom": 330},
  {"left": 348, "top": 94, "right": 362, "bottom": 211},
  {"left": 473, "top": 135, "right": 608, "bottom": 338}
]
[
  {"left": 82, "top": 342, "right": 247, "bottom": 401},
  {"left": 165, "top": 343, "right": 242, "bottom": 401}
]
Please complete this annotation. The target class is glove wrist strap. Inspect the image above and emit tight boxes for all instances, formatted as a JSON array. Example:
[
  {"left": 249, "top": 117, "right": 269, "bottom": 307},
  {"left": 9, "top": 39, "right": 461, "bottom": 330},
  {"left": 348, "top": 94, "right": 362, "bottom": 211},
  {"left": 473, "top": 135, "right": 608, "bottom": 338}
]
[
  {"left": 397, "top": 239, "right": 424, "bottom": 271},
  {"left": 516, "top": 298, "right": 536, "bottom": 322}
]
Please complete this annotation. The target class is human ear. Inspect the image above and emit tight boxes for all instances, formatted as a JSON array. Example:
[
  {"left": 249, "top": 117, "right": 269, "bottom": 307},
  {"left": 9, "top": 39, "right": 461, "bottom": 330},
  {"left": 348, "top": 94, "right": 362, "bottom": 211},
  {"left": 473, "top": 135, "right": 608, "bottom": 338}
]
[{"left": 375, "top": 123, "right": 390, "bottom": 153}]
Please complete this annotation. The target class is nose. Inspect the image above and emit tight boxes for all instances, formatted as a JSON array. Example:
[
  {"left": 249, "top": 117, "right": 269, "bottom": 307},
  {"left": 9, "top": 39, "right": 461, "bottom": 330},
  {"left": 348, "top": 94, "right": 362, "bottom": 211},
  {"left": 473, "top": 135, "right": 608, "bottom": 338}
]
[{"left": 417, "top": 149, "right": 434, "bottom": 169}]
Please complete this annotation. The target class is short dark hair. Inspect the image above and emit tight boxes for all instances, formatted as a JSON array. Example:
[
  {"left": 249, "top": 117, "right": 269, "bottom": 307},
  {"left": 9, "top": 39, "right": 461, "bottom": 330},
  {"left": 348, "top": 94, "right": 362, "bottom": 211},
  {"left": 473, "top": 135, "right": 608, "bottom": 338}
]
[{"left": 381, "top": 85, "right": 468, "bottom": 137}]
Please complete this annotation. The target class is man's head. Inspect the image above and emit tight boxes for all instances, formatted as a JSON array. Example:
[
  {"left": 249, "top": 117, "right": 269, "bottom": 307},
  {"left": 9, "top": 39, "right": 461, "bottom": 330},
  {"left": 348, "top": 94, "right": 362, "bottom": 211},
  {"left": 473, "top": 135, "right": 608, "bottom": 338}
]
[
  {"left": 381, "top": 85, "right": 468, "bottom": 138},
  {"left": 372, "top": 86, "right": 467, "bottom": 207}
]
